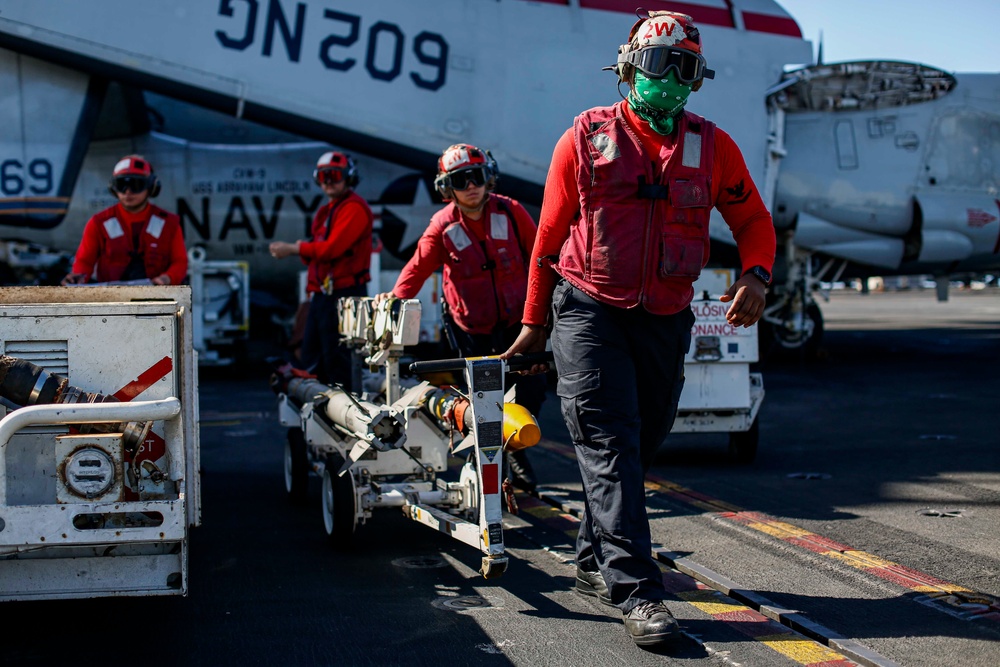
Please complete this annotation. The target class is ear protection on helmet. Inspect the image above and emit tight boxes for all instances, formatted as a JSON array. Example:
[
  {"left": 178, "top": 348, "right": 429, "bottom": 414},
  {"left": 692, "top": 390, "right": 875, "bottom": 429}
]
[
  {"left": 313, "top": 152, "right": 359, "bottom": 188},
  {"left": 107, "top": 154, "right": 160, "bottom": 199},
  {"left": 609, "top": 10, "right": 712, "bottom": 90},
  {"left": 433, "top": 144, "right": 499, "bottom": 200}
]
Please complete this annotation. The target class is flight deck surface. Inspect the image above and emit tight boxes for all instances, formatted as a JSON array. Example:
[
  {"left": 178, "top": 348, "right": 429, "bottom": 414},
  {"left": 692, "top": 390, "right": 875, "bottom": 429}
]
[{"left": 4, "top": 287, "right": 999, "bottom": 667}]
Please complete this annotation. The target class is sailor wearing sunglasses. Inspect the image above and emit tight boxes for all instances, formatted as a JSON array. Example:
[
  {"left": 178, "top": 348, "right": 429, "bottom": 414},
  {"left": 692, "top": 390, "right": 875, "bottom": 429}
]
[
  {"left": 375, "top": 143, "right": 545, "bottom": 493},
  {"left": 62, "top": 155, "right": 187, "bottom": 286},
  {"left": 269, "top": 151, "right": 374, "bottom": 390}
]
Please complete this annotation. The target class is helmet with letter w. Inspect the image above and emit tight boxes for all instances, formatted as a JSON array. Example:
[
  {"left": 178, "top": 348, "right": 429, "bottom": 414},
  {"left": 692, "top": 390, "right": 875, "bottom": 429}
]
[{"left": 612, "top": 10, "right": 715, "bottom": 91}]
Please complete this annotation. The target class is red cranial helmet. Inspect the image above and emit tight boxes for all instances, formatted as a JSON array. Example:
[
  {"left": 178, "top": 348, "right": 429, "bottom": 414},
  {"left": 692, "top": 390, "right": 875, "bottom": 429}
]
[
  {"left": 313, "top": 151, "right": 359, "bottom": 187},
  {"left": 433, "top": 144, "right": 499, "bottom": 199},
  {"left": 614, "top": 10, "right": 715, "bottom": 89},
  {"left": 109, "top": 154, "right": 160, "bottom": 197}
]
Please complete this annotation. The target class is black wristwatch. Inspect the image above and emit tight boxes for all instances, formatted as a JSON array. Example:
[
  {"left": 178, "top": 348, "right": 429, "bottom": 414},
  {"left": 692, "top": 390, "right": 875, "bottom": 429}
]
[{"left": 743, "top": 265, "right": 772, "bottom": 287}]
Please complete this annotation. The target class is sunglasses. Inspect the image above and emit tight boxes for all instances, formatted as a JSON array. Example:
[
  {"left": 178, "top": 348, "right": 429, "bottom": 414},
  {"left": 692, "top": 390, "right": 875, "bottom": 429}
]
[
  {"left": 441, "top": 167, "right": 488, "bottom": 191},
  {"left": 317, "top": 168, "right": 347, "bottom": 185},
  {"left": 113, "top": 176, "right": 151, "bottom": 194},
  {"left": 621, "top": 46, "right": 715, "bottom": 84}
]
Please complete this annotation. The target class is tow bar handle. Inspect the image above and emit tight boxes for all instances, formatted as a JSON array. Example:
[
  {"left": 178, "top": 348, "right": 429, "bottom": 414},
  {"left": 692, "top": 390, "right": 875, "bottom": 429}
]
[{"left": 409, "top": 351, "right": 553, "bottom": 375}]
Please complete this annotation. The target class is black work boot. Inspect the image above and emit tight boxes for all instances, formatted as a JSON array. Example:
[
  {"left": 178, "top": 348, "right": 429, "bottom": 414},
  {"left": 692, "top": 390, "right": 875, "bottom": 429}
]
[
  {"left": 505, "top": 449, "right": 537, "bottom": 492},
  {"left": 622, "top": 601, "right": 680, "bottom": 647},
  {"left": 575, "top": 566, "right": 614, "bottom": 607}
]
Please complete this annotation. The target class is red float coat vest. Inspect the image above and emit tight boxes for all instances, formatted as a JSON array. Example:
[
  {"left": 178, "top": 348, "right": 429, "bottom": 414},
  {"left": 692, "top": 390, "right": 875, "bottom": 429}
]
[
  {"left": 434, "top": 195, "right": 530, "bottom": 335},
  {"left": 306, "top": 191, "right": 373, "bottom": 293},
  {"left": 557, "top": 104, "right": 715, "bottom": 314},
  {"left": 82, "top": 204, "right": 185, "bottom": 283}
]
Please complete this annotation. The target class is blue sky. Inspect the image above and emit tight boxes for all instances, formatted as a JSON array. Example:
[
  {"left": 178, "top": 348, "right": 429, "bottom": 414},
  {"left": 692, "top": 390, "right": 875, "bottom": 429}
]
[{"left": 776, "top": 0, "right": 1000, "bottom": 73}]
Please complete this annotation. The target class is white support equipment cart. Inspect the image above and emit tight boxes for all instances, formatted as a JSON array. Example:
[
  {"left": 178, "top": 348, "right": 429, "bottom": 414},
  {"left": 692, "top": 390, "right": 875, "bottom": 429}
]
[
  {"left": 672, "top": 269, "right": 765, "bottom": 463},
  {"left": 275, "top": 297, "right": 544, "bottom": 579},
  {"left": 0, "top": 286, "right": 200, "bottom": 600}
]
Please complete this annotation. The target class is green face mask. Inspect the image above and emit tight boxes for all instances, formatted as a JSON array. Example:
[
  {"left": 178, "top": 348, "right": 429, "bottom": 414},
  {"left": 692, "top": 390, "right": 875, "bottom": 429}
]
[{"left": 628, "top": 70, "right": 693, "bottom": 135}]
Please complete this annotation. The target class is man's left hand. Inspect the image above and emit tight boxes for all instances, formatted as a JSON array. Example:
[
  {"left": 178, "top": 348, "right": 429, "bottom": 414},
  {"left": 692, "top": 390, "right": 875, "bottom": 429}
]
[{"left": 719, "top": 274, "right": 767, "bottom": 327}]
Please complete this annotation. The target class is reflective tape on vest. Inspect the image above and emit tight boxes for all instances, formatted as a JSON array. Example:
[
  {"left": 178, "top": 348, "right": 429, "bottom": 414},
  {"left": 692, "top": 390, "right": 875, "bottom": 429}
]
[
  {"left": 682, "top": 131, "right": 702, "bottom": 168},
  {"left": 490, "top": 212, "right": 509, "bottom": 240},
  {"left": 444, "top": 222, "right": 473, "bottom": 252},
  {"left": 591, "top": 133, "right": 621, "bottom": 161},
  {"left": 103, "top": 217, "right": 124, "bottom": 240},
  {"left": 147, "top": 215, "right": 165, "bottom": 239}
]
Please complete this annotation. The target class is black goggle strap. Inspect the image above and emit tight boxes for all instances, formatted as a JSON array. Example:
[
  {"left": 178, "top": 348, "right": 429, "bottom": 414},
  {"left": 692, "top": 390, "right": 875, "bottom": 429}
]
[{"left": 618, "top": 47, "right": 715, "bottom": 82}]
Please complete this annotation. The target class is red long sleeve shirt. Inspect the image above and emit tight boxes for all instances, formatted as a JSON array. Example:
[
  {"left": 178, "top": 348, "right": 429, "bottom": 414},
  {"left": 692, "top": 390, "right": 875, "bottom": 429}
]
[
  {"left": 299, "top": 194, "right": 373, "bottom": 294},
  {"left": 523, "top": 104, "right": 776, "bottom": 326},
  {"left": 392, "top": 195, "right": 537, "bottom": 299},
  {"left": 72, "top": 203, "right": 188, "bottom": 285}
]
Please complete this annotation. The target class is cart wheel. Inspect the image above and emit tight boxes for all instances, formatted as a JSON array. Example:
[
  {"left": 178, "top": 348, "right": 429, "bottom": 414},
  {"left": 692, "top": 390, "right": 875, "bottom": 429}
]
[
  {"left": 284, "top": 428, "right": 309, "bottom": 505},
  {"left": 321, "top": 453, "right": 357, "bottom": 545},
  {"left": 728, "top": 418, "right": 759, "bottom": 464}
]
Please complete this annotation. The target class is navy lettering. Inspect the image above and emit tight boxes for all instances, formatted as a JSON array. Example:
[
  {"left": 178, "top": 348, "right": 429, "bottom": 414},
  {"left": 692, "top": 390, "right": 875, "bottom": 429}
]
[
  {"left": 216, "top": 7, "right": 449, "bottom": 90},
  {"left": 220, "top": 197, "right": 257, "bottom": 241},
  {"left": 216, "top": 0, "right": 258, "bottom": 51},
  {"left": 253, "top": 195, "right": 283, "bottom": 238},
  {"left": 319, "top": 10, "right": 360, "bottom": 71},
  {"left": 263, "top": 0, "right": 306, "bottom": 62},
  {"left": 177, "top": 197, "right": 211, "bottom": 241},
  {"left": 366, "top": 22, "right": 404, "bottom": 82},
  {"left": 411, "top": 32, "right": 448, "bottom": 91},
  {"left": 293, "top": 194, "right": 322, "bottom": 236}
]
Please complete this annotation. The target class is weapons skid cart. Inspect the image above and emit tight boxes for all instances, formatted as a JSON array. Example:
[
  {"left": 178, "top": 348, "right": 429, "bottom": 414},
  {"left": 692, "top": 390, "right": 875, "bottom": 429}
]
[
  {"left": 273, "top": 297, "right": 542, "bottom": 579},
  {"left": 0, "top": 286, "right": 200, "bottom": 600},
  {"left": 672, "top": 269, "right": 765, "bottom": 463}
]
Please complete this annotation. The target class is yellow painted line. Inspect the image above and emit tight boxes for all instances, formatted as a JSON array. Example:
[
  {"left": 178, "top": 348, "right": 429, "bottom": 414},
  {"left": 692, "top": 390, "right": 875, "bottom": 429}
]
[
  {"left": 677, "top": 589, "right": 744, "bottom": 615},
  {"left": 757, "top": 634, "right": 850, "bottom": 664},
  {"left": 749, "top": 520, "right": 815, "bottom": 539},
  {"left": 676, "top": 589, "right": 855, "bottom": 665}
]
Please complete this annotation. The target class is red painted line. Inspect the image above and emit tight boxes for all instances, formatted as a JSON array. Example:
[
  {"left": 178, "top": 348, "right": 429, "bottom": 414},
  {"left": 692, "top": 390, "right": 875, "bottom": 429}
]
[
  {"left": 742, "top": 11, "right": 802, "bottom": 38},
  {"left": 541, "top": 439, "right": 999, "bottom": 620},
  {"left": 113, "top": 356, "right": 173, "bottom": 401},
  {"left": 512, "top": 0, "right": 802, "bottom": 38},
  {"left": 580, "top": 0, "right": 735, "bottom": 29},
  {"left": 786, "top": 534, "right": 853, "bottom": 554}
]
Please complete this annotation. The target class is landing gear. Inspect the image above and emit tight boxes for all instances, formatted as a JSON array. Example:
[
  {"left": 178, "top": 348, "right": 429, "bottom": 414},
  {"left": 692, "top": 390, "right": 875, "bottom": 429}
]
[
  {"left": 284, "top": 428, "right": 309, "bottom": 505},
  {"left": 321, "top": 453, "right": 357, "bottom": 545},
  {"left": 761, "top": 240, "right": 834, "bottom": 359},
  {"left": 761, "top": 295, "right": 824, "bottom": 358}
]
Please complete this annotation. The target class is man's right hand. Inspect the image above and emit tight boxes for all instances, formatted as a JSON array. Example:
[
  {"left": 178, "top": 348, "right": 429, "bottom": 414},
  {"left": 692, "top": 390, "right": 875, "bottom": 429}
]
[
  {"left": 372, "top": 292, "right": 394, "bottom": 308},
  {"left": 500, "top": 324, "right": 550, "bottom": 375},
  {"left": 61, "top": 273, "right": 87, "bottom": 286}
]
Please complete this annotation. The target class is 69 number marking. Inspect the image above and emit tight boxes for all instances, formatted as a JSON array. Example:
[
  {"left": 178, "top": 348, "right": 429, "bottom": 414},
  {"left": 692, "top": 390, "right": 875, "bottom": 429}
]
[{"left": 1, "top": 159, "right": 54, "bottom": 196}]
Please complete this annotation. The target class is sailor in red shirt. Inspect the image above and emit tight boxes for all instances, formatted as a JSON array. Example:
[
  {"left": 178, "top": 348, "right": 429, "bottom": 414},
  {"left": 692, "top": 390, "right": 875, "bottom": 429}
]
[
  {"left": 375, "top": 144, "right": 545, "bottom": 492},
  {"left": 62, "top": 155, "right": 187, "bottom": 286},
  {"left": 502, "top": 11, "right": 776, "bottom": 647},
  {"left": 270, "top": 152, "right": 373, "bottom": 391}
]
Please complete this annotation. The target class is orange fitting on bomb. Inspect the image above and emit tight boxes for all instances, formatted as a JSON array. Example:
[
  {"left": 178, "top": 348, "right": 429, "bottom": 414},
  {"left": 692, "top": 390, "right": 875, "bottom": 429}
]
[{"left": 452, "top": 398, "right": 470, "bottom": 433}]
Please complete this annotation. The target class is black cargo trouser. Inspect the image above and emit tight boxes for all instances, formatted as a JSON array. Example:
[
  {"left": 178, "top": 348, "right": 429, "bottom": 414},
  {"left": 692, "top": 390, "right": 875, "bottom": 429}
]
[
  {"left": 550, "top": 279, "right": 693, "bottom": 613},
  {"left": 300, "top": 285, "right": 367, "bottom": 391}
]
